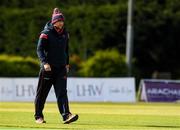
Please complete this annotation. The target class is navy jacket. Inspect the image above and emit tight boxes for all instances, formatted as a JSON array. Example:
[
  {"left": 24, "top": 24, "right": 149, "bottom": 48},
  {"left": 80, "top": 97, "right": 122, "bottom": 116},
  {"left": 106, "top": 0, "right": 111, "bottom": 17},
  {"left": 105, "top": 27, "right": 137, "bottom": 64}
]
[{"left": 37, "top": 21, "right": 69, "bottom": 68}]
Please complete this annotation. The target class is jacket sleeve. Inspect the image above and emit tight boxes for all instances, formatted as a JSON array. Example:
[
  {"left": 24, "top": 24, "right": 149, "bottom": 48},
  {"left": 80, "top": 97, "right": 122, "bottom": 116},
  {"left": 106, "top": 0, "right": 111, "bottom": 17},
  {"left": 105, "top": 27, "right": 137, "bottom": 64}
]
[
  {"left": 66, "top": 33, "right": 70, "bottom": 65},
  {"left": 37, "top": 33, "right": 48, "bottom": 65}
]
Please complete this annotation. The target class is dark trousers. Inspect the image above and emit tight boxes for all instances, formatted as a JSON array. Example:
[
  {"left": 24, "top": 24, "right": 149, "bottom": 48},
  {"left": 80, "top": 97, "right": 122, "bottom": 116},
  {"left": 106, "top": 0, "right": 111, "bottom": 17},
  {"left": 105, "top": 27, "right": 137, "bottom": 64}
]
[{"left": 34, "top": 66, "right": 70, "bottom": 121}]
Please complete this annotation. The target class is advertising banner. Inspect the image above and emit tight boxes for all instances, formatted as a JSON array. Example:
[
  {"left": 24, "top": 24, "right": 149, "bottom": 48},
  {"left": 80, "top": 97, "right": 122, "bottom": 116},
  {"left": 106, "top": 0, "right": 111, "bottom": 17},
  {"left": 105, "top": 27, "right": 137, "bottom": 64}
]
[
  {"left": 139, "top": 79, "right": 180, "bottom": 102},
  {"left": 0, "top": 77, "right": 136, "bottom": 102}
]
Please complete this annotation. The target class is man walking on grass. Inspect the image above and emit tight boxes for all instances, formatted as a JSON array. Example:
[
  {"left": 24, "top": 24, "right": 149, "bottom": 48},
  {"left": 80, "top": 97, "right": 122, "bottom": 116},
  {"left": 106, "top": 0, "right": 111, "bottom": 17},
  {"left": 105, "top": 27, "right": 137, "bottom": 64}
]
[{"left": 34, "top": 7, "right": 78, "bottom": 124}]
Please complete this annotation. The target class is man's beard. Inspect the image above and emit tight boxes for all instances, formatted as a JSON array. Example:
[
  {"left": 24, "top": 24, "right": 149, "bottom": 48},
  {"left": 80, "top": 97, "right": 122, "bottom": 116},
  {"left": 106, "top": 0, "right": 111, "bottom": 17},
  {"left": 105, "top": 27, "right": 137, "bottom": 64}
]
[{"left": 54, "top": 26, "right": 64, "bottom": 33}]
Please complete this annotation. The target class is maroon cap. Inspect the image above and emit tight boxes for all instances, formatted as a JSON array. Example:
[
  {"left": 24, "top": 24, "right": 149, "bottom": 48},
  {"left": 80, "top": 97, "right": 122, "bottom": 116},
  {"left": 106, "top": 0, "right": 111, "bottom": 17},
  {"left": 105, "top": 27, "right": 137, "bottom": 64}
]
[{"left": 51, "top": 8, "right": 64, "bottom": 24}]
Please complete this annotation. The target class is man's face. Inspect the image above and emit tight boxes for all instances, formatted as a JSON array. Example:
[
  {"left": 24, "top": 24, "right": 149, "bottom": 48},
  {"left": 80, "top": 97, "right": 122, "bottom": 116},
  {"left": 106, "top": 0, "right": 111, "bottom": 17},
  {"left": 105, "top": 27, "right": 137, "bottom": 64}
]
[{"left": 54, "top": 21, "right": 64, "bottom": 29}]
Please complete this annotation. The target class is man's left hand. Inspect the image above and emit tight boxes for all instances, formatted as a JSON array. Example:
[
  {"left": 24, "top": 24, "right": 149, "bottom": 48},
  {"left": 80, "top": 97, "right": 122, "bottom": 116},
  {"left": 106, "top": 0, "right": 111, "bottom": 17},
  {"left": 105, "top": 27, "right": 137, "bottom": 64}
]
[{"left": 66, "top": 65, "right": 70, "bottom": 73}]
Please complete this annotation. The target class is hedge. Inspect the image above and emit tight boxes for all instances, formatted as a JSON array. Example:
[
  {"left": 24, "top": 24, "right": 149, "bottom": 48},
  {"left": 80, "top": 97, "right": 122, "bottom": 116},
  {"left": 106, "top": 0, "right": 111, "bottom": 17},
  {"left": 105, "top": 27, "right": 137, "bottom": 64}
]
[
  {"left": 0, "top": 55, "right": 40, "bottom": 77},
  {"left": 78, "top": 49, "right": 128, "bottom": 77}
]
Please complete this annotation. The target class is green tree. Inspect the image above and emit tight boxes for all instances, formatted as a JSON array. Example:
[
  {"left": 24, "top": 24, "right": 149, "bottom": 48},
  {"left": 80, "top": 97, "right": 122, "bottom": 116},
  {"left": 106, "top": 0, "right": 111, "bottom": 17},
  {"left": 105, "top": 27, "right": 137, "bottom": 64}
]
[{"left": 79, "top": 50, "right": 128, "bottom": 77}]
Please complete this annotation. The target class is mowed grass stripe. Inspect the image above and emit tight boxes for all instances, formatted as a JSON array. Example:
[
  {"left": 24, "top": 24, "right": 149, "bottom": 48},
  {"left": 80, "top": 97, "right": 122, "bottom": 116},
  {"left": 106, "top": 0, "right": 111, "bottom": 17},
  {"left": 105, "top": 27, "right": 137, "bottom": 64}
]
[{"left": 1, "top": 102, "right": 180, "bottom": 116}]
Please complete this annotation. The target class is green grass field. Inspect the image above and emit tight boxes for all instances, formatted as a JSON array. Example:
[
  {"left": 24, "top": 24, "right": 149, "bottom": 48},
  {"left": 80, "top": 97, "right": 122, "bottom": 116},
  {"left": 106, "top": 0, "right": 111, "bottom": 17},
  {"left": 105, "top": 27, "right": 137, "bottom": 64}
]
[{"left": 0, "top": 102, "right": 180, "bottom": 130}]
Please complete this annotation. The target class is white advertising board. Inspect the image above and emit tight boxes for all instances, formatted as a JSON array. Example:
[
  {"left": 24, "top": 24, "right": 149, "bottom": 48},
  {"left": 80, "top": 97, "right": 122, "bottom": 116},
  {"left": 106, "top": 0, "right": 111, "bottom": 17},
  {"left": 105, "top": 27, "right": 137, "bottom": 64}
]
[{"left": 0, "top": 77, "right": 136, "bottom": 102}]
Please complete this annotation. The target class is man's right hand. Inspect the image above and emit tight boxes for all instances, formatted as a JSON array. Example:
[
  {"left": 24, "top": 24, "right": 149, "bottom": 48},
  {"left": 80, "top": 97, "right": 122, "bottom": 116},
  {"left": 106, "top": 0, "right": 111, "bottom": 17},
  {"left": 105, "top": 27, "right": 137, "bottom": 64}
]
[{"left": 44, "top": 63, "right": 51, "bottom": 71}]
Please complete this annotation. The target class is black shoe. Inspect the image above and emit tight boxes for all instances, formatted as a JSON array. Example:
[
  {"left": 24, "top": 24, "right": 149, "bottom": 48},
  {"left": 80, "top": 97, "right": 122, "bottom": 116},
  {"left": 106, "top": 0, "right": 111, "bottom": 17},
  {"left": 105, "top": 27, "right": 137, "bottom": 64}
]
[{"left": 64, "top": 114, "right": 78, "bottom": 124}]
